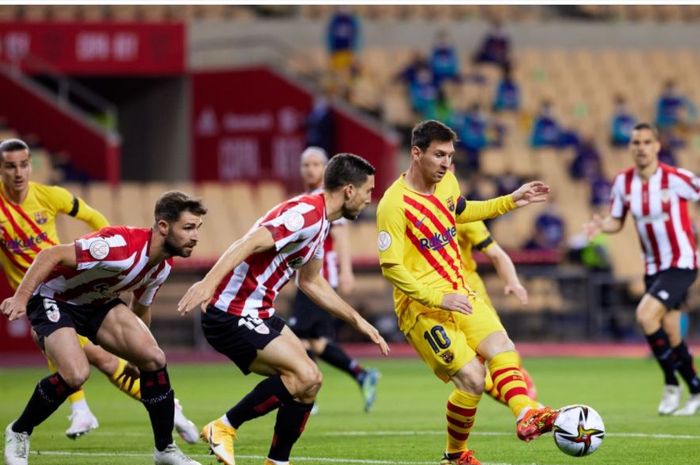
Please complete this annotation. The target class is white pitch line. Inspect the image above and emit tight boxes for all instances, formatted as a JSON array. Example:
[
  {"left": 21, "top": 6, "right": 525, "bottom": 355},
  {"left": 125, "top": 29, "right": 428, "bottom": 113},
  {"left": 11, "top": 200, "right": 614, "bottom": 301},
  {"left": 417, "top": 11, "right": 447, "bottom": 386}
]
[{"left": 84, "top": 429, "right": 700, "bottom": 441}]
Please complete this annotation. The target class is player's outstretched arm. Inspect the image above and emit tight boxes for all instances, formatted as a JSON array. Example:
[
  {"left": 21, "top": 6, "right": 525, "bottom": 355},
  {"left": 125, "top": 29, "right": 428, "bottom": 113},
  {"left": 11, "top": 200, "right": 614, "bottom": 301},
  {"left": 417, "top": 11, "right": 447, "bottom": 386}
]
[
  {"left": 485, "top": 243, "right": 528, "bottom": 305},
  {"left": 177, "top": 226, "right": 275, "bottom": 315},
  {"left": 0, "top": 244, "right": 77, "bottom": 321},
  {"left": 583, "top": 214, "right": 623, "bottom": 239},
  {"left": 332, "top": 222, "right": 355, "bottom": 296},
  {"left": 298, "top": 259, "right": 390, "bottom": 356}
]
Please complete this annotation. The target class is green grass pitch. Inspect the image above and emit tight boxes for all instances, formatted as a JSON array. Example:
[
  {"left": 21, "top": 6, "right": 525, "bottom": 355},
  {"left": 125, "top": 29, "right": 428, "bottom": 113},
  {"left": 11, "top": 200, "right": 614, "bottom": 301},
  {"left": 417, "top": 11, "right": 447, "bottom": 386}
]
[{"left": 1, "top": 357, "right": 699, "bottom": 464}]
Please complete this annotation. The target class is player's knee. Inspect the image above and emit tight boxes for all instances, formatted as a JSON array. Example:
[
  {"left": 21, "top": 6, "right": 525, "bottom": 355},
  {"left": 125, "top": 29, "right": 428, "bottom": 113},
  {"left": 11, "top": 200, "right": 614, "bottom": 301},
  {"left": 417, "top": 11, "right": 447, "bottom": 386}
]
[
  {"left": 453, "top": 361, "right": 486, "bottom": 394},
  {"left": 297, "top": 362, "right": 323, "bottom": 395},
  {"left": 138, "top": 346, "right": 166, "bottom": 371},
  {"left": 61, "top": 365, "right": 91, "bottom": 389}
]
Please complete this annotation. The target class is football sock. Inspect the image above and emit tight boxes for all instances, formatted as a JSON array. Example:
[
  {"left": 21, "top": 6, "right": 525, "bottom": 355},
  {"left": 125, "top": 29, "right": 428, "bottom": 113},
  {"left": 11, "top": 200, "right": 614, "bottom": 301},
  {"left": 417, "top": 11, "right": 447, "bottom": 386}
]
[
  {"left": 483, "top": 370, "right": 506, "bottom": 405},
  {"left": 672, "top": 341, "right": 700, "bottom": 394},
  {"left": 488, "top": 351, "right": 537, "bottom": 417},
  {"left": 67, "top": 388, "right": 87, "bottom": 408},
  {"left": 226, "top": 375, "right": 294, "bottom": 429},
  {"left": 445, "top": 389, "right": 480, "bottom": 455},
  {"left": 319, "top": 342, "right": 365, "bottom": 383},
  {"left": 13, "top": 373, "right": 77, "bottom": 435},
  {"left": 267, "top": 400, "right": 314, "bottom": 462},
  {"left": 645, "top": 328, "right": 679, "bottom": 386},
  {"left": 140, "top": 367, "right": 174, "bottom": 451},
  {"left": 109, "top": 357, "right": 141, "bottom": 400}
]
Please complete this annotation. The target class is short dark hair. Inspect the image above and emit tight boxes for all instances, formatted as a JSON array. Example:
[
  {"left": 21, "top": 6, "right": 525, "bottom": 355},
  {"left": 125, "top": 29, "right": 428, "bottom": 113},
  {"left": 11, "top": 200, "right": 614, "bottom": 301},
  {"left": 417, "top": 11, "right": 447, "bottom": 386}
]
[
  {"left": 411, "top": 120, "right": 458, "bottom": 152},
  {"left": 0, "top": 138, "right": 30, "bottom": 160},
  {"left": 632, "top": 122, "right": 659, "bottom": 140},
  {"left": 324, "top": 153, "right": 376, "bottom": 191},
  {"left": 154, "top": 191, "right": 207, "bottom": 223}
]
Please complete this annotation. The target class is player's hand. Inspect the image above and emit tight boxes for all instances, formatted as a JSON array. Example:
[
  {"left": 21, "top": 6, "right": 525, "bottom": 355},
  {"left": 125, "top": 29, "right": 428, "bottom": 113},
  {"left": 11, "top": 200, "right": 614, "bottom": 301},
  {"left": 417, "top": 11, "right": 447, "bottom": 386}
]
[
  {"left": 505, "top": 282, "right": 529, "bottom": 305},
  {"left": 511, "top": 181, "right": 550, "bottom": 207},
  {"left": 583, "top": 214, "right": 603, "bottom": 240},
  {"left": 0, "top": 297, "right": 27, "bottom": 321},
  {"left": 338, "top": 271, "right": 355, "bottom": 297},
  {"left": 357, "top": 319, "right": 390, "bottom": 356},
  {"left": 177, "top": 280, "right": 215, "bottom": 315},
  {"left": 440, "top": 293, "right": 472, "bottom": 315},
  {"left": 116, "top": 362, "right": 140, "bottom": 392}
]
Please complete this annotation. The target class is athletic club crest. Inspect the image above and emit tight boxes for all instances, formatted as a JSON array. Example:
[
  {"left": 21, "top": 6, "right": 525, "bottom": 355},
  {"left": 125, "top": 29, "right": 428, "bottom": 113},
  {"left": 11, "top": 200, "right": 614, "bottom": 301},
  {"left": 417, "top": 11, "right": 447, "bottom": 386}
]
[
  {"left": 446, "top": 197, "right": 455, "bottom": 212},
  {"left": 34, "top": 211, "right": 48, "bottom": 225}
]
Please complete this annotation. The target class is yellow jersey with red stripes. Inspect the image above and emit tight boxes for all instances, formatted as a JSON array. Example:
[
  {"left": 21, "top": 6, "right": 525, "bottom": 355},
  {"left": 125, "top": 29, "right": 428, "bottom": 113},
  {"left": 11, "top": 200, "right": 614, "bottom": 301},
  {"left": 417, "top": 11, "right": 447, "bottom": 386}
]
[
  {"left": 376, "top": 170, "right": 516, "bottom": 330},
  {"left": 0, "top": 181, "right": 109, "bottom": 289}
]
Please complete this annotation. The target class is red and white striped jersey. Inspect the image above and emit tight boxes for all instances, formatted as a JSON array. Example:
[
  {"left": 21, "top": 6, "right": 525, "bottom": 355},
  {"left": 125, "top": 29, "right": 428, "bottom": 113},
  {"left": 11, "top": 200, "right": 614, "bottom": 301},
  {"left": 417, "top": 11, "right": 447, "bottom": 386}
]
[
  {"left": 610, "top": 163, "right": 700, "bottom": 275},
  {"left": 36, "top": 226, "right": 172, "bottom": 306},
  {"left": 310, "top": 188, "right": 346, "bottom": 288},
  {"left": 210, "top": 193, "right": 330, "bottom": 318}
]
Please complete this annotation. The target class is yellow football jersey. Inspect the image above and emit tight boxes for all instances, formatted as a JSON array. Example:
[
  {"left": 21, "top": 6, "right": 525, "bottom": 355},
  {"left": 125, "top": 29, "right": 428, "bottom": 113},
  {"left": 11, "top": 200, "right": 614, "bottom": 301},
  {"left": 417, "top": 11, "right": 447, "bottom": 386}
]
[
  {"left": 0, "top": 181, "right": 108, "bottom": 289},
  {"left": 376, "top": 170, "right": 515, "bottom": 331},
  {"left": 457, "top": 220, "right": 494, "bottom": 273}
]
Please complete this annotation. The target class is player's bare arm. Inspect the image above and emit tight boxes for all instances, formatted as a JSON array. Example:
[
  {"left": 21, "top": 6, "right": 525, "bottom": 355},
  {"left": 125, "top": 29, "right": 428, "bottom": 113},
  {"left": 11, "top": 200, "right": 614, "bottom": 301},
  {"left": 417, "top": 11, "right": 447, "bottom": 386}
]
[
  {"left": 298, "top": 258, "right": 390, "bottom": 356},
  {"left": 485, "top": 243, "right": 528, "bottom": 305},
  {"left": 380, "top": 262, "right": 472, "bottom": 315},
  {"left": 1, "top": 243, "right": 77, "bottom": 321},
  {"left": 130, "top": 297, "right": 152, "bottom": 327},
  {"left": 583, "top": 214, "right": 624, "bottom": 239},
  {"left": 177, "top": 226, "right": 276, "bottom": 315}
]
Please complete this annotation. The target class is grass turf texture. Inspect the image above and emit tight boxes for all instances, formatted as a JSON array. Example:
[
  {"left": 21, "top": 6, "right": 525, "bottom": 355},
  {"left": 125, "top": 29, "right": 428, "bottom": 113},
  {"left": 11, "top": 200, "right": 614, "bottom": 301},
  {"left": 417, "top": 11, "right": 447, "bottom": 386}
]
[{"left": 1, "top": 357, "right": 699, "bottom": 464}]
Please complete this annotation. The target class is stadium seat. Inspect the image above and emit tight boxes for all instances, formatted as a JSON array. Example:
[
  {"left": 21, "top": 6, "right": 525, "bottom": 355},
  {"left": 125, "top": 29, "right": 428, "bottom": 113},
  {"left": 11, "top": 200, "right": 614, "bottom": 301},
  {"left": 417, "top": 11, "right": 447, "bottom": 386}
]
[
  {"left": 255, "top": 181, "right": 286, "bottom": 216},
  {"left": 0, "top": 5, "right": 19, "bottom": 20},
  {"left": 84, "top": 182, "right": 117, "bottom": 224}
]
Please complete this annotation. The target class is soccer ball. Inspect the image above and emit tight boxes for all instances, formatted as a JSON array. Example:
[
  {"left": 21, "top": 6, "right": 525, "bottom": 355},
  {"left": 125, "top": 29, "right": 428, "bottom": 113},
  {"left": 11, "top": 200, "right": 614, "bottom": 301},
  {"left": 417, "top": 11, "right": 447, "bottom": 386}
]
[{"left": 552, "top": 404, "right": 605, "bottom": 457}]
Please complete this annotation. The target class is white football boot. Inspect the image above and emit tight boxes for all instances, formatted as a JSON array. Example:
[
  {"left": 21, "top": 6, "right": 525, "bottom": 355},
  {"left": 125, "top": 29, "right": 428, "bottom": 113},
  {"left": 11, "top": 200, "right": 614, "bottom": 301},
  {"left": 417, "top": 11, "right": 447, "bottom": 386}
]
[
  {"left": 154, "top": 443, "right": 201, "bottom": 465},
  {"left": 673, "top": 393, "right": 700, "bottom": 416},
  {"left": 4, "top": 422, "right": 29, "bottom": 465},
  {"left": 658, "top": 385, "right": 682, "bottom": 415},
  {"left": 66, "top": 409, "right": 99, "bottom": 439},
  {"left": 173, "top": 398, "right": 199, "bottom": 444}
]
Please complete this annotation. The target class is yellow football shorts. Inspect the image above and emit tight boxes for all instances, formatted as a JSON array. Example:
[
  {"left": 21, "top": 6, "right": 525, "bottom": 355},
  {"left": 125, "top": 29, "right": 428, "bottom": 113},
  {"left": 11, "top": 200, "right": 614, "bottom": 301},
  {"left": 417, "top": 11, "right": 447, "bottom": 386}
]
[{"left": 402, "top": 295, "right": 505, "bottom": 383}]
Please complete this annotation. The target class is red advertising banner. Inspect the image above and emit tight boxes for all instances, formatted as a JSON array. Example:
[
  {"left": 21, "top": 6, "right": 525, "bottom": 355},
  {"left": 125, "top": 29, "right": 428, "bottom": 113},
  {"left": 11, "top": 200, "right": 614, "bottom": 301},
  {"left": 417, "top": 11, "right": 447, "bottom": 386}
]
[
  {"left": 0, "top": 22, "right": 185, "bottom": 75},
  {"left": 191, "top": 67, "right": 397, "bottom": 196}
]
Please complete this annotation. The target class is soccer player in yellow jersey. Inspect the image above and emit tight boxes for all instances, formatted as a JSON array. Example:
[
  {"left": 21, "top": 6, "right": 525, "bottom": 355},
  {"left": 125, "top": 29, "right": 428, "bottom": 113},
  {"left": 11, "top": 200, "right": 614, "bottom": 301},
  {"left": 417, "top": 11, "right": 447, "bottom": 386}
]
[
  {"left": 376, "top": 121, "right": 559, "bottom": 465},
  {"left": 0, "top": 139, "right": 197, "bottom": 443},
  {"left": 456, "top": 219, "right": 538, "bottom": 403}
]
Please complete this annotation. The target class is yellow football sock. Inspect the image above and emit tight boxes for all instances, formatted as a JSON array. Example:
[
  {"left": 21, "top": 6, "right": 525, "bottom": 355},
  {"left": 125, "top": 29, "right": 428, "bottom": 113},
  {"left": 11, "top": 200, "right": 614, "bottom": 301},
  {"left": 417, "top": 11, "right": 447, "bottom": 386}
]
[
  {"left": 109, "top": 358, "right": 141, "bottom": 400},
  {"left": 67, "top": 388, "right": 87, "bottom": 404},
  {"left": 445, "top": 389, "right": 480, "bottom": 455},
  {"left": 488, "top": 351, "right": 537, "bottom": 417}
]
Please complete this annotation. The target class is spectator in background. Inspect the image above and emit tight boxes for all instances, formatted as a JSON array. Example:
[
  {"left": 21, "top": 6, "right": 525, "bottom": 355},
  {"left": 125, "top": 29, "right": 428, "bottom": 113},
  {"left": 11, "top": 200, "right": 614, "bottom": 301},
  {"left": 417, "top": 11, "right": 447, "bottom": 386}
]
[
  {"left": 455, "top": 102, "right": 489, "bottom": 174},
  {"left": 530, "top": 100, "right": 561, "bottom": 148},
  {"left": 408, "top": 66, "right": 438, "bottom": 119},
  {"left": 473, "top": 19, "right": 511, "bottom": 67},
  {"left": 395, "top": 51, "right": 429, "bottom": 87},
  {"left": 306, "top": 92, "right": 335, "bottom": 156},
  {"left": 589, "top": 168, "right": 612, "bottom": 208},
  {"left": 524, "top": 203, "right": 565, "bottom": 251},
  {"left": 655, "top": 79, "right": 697, "bottom": 134},
  {"left": 569, "top": 135, "right": 601, "bottom": 180},
  {"left": 492, "top": 62, "right": 520, "bottom": 112},
  {"left": 430, "top": 29, "right": 460, "bottom": 87},
  {"left": 495, "top": 169, "right": 525, "bottom": 197},
  {"left": 327, "top": 7, "right": 361, "bottom": 76},
  {"left": 610, "top": 94, "right": 636, "bottom": 147}
]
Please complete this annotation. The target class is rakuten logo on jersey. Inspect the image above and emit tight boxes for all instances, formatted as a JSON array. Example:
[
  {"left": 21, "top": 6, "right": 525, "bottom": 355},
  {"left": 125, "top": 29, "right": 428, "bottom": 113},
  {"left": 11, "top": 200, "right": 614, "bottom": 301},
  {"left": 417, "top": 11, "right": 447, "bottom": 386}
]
[{"left": 419, "top": 226, "right": 457, "bottom": 251}]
